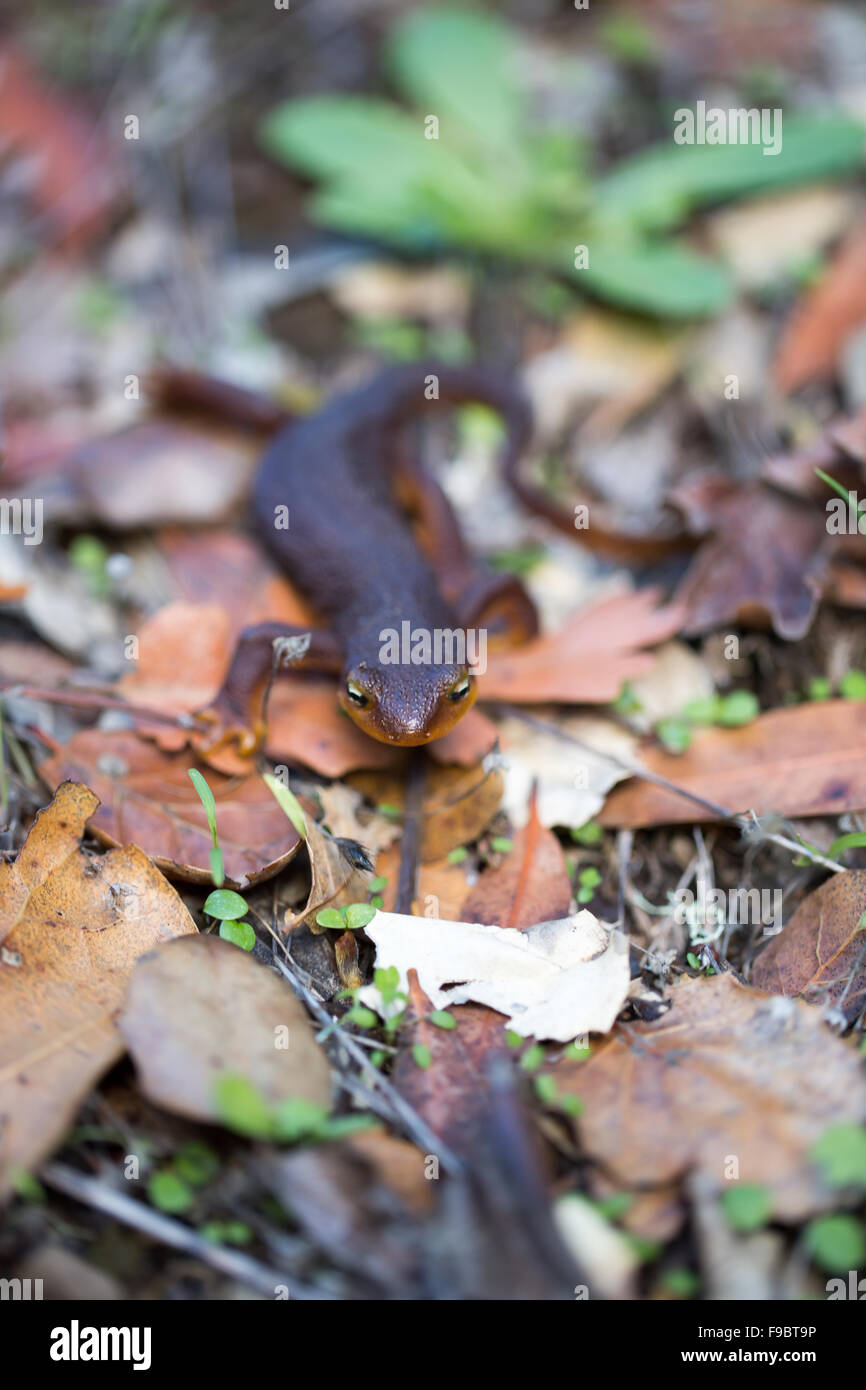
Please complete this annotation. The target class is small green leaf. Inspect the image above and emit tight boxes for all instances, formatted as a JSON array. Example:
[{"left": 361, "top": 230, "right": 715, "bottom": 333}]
[
  {"left": 812, "top": 1123, "right": 866, "bottom": 1189},
  {"left": 219, "top": 920, "right": 256, "bottom": 951},
  {"left": 367, "top": 875, "right": 388, "bottom": 893},
  {"left": 345, "top": 1004, "right": 379, "bottom": 1030},
  {"left": 656, "top": 717, "right": 692, "bottom": 753},
  {"left": 174, "top": 1142, "right": 220, "bottom": 1187},
  {"left": 213, "top": 1074, "right": 273, "bottom": 1140},
  {"left": 681, "top": 695, "right": 720, "bottom": 725},
  {"left": 721, "top": 1183, "right": 771, "bottom": 1233},
  {"left": 188, "top": 769, "right": 218, "bottom": 840},
  {"left": 200, "top": 1221, "right": 252, "bottom": 1246},
  {"left": 447, "top": 846, "right": 469, "bottom": 864},
  {"left": 826, "top": 833, "right": 866, "bottom": 863},
  {"left": 386, "top": 7, "right": 522, "bottom": 155},
  {"left": 570, "top": 820, "right": 603, "bottom": 846},
  {"left": 412, "top": 1043, "right": 432, "bottom": 1069},
  {"left": 578, "top": 240, "right": 731, "bottom": 318},
  {"left": 8, "top": 1168, "right": 45, "bottom": 1202},
  {"left": 344, "top": 902, "right": 376, "bottom": 931},
  {"left": 534, "top": 1073, "right": 558, "bottom": 1105},
  {"left": 662, "top": 1268, "right": 700, "bottom": 1298},
  {"left": 807, "top": 676, "right": 832, "bottom": 702},
  {"left": 840, "top": 669, "right": 866, "bottom": 700},
  {"left": 716, "top": 690, "right": 760, "bottom": 727},
  {"left": 805, "top": 1214, "right": 866, "bottom": 1272},
  {"left": 203, "top": 889, "right": 249, "bottom": 921},
  {"left": 519, "top": 1043, "right": 545, "bottom": 1073},
  {"left": 316, "top": 908, "right": 346, "bottom": 931},
  {"left": 429, "top": 1009, "right": 456, "bottom": 1030},
  {"left": 272, "top": 1097, "right": 329, "bottom": 1143},
  {"left": 263, "top": 771, "right": 307, "bottom": 839},
  {"left": 148, "top": 1169, "right": 194, "bottom": 1214},
  {"left": 209, "top": 847, "right": 224, "bottom": 888},
  {"left": 490, "top": 836, "right": 514, "bottom": 853}
]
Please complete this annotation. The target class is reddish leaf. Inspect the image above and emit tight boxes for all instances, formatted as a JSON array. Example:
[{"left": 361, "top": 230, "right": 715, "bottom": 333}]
[
  {"left": 600, "top": 700, "right": 866, "bottom": 828},
  {"left": 753, "top": 870, "right": 866, "bottom": 1021}
]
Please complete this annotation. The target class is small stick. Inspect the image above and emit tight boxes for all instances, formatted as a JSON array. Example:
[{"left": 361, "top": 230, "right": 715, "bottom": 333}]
[{"left": 41, "top": 1161, "right": 329, "bottom": 1301}]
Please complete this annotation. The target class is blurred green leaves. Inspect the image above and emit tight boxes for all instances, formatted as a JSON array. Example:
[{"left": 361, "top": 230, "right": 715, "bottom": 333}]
[{"left": 261, "top": 7, "right": 864, "bottom": 319}]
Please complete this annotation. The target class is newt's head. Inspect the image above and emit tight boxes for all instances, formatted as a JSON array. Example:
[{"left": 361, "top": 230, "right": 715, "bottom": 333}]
[{"left": 338, "top": 659, "right": 477, "bottom": 746}]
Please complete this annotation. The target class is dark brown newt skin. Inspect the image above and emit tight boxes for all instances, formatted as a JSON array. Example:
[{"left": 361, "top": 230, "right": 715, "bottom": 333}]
[{"left": 197, "top": 363, "right": 537, "bottom": 750}]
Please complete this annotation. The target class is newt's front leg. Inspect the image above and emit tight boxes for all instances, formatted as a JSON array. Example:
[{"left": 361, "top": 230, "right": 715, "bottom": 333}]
[{"left": 192, "top": 622, "right": 342, "bottom": 758}]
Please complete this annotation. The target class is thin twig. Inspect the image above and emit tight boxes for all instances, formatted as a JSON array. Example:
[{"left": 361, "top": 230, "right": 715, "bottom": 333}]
[{"left": 41, "top": 1162, "right": 329, "bottom": 1301}]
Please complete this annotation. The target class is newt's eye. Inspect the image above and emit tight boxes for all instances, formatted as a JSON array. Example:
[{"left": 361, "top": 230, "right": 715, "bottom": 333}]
[
  {"left": 448, "top": 677, "right": 471, "bottom": 703},
  {"left": 346, "top": 681, "right": 369, "bottom": 708}
]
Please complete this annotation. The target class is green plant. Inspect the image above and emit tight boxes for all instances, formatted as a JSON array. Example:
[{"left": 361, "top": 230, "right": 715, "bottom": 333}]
[
  {"left": 804, "top": 1214, "right": 866, "bottom": 1272},
  {"left": 577, "top": 865, "right": 602, "bottom": 904},
  {"left": 721, "top": 1183, "right": 772, "bottom": 1233},
  {"left": 655, "top": 690, "right": 760, "bottom": 751},
  {"left": 188, "top": 769, "right": 225, "bottom": 886},
  {"left": 260, "top": 8, "right": 864, "bottom": 319},
  {"left": 213, "top": 1072, "right": 375, "bottom": 1144},
  {"left": 812, "top": 1123, "right": 866, "bottom": 1189}
]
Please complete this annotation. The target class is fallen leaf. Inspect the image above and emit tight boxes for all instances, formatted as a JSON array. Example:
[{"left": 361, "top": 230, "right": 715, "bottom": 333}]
[
  {"left": 157, "top": 528, "right": 317, "bottom": 631},
  {"left": 670, "top": 482, "right": 827, "bottom": 640},
  {"left": 599, "top": 700, "right": 866, "bottom": 828},
  {"left": 120, "top": 934, "right": 331, "bottom": 1122},
  {"left": 624, "top": 641, "right": 715, "bottom": 732},
  {"left": 317, "top": 783, "right": 400, "bottom": 859},
  {"left": 0, "top": 782, "right": 196, "bottom": 1196},
  {"left": 118, "top": 602, "right": 233, "bottom": 714},
  {"left": 752, "top": 870, "right": 866, "bottom": 1021},
  {"left": 373, "top": 845, "right": 470, "bottom": 921},
  {"left": 774, "top": 213, "right": 866, "bottom": 395},
  {"left": 479, "top": 588, "right": 684, "bottom": 704},
  {"left": 460, "top": 794, "right": 572, "bottom": 928},
  {"left": 558, "top": 974, "right": 866, "bottom": 1219},
  {"left": 57, "top": 420, "right": 259, "bottom": 529},
  {"left": 40, "top": 730, "right": 302, "bottom": 887},
  {"left": 497, "top": 712, "right": 636, "bottom": 828},
  {"left": 361, "top": 908, "right": 630, "bottom": 1041},
  {"left": 283, "top": 816, "right": 371, "bottom": 933},
  {"left": 707, "top": 184, "right": 853, "bottom": 292},
  {"left": 349, "top": 759, "right": 504, "bottom": 862},
  {"left": 0, "top": 44, "right": 120, "bottom": 250}
]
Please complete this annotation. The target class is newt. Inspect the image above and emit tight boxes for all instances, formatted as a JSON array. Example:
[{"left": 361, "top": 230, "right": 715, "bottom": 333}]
[{"left": 195, "top": 363, "right": 539, "bottom": 752}]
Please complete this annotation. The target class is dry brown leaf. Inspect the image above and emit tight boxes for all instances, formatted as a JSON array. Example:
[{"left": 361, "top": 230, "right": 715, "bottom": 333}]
[
  {"left": 120, "top": 934, "right": 331, "bottom": 1121},
  {"left": 600, "top": 700, "right": 866, "bottom": 828},
  {"left": 558, "top": 973, "right": 866, "bottom": 1220},
  {"left": 283, "top": 816, "right": 371, "bottom": 933},
  {"left": 461, "top": 795, "right": 572, "bottom": 928},
  {"left": 670, "top": 482, "right": 827, "bottom": 640},
  {"left": 774, "top": 214, "right": 866, "bottom": 395},
  {"left": 0, "top": 782, "right": 196, "bottom": 1196},
  {"left": 752, "top": 870, "right": 866, "bottom": 1021},
  {"left": 349, "top": 760, "right": 504, "bottom": 863},
  {"left": 40, "top": 730, "right": 301, "bottom": 887},
  {"left": 60, "top": 420, "right": 259, "bottom": 529},
  {"left": 157, "top": 528, "right": 318, "bottom": 631},
  {"left": 391, "top": 797, "right": 576, "bottom": 1155},
  {"left": 0, "top": 44, "right": 120, "bottom": 250},
  {"left": 478, "top": 589, "right": 684, "bottom": 704},
  {"left": 392, "top": 972, "right": 507, "bottom": 1162},
  {"left": 374, "top": 845, "right": 470, "bottom": 921}
]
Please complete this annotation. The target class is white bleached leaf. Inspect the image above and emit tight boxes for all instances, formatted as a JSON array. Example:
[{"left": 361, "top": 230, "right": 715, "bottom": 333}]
[{"left": 360, "top": 908, "right": 630, "bottom": 1042}]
